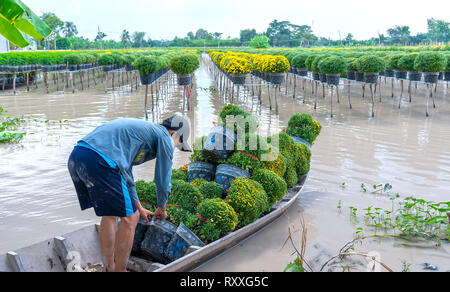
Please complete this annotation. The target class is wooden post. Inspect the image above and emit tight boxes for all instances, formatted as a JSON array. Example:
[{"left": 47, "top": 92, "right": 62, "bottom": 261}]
[
  {"left": 13, "top": 73, "right": 16, "bottom": 95},
  {"left": 370, "top": 84, "right": 375, "bottom": 118},
  {"left": 26, "top": 72, "right": 30, "bottom": 92},
  {"left": 293, "top": 75, "right": 297, "bottom": 99},
  {"left": 314, "top": 82, "right": 318, "bottom": 110},
  {"left": 71, "top": 72, "right": 75, "bottom": 94},
  {"left": 144, "top": 84, "right": 149, "bottom": 121},
  {"left": 330, "top": 85, "right": 334, "bottom": 118},
  {"left": 2, "top": 73, "right": 5, "bottom": 91},
  {"left": 347, "top": 80, "right": 352, "bottom": 109},
  {"left": 45, "top": 72, "right": 49, "bottom": 94},
  {"left": 105, "top": 72, "right": 108, "bottom": 93},
  {"left": 426, "top": 84, "right": 430, "bottom": 117}
]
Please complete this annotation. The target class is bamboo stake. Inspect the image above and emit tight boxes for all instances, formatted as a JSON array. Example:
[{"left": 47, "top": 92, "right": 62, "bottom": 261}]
[
  {"left": 370, "top": 84, "right": 375, "bottom": 117},
  {"left": 144, "top": 84, "right": 149, "bottom": 120},
  {"left": 347, "top": 80, "right": 352, "bottom": 109}
]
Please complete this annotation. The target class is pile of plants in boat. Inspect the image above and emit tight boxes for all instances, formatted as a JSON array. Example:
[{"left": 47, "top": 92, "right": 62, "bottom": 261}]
[{"left": 137, "top": 105, "right": 321, "bottom": 244}]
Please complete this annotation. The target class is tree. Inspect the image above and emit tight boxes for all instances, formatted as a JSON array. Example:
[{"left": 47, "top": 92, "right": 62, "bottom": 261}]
[
  {"left": 195, "top": 28, "right": 210, "bottom": 40},
  {"left": 56, "top": 37, "right": 71, "bottom": 49},
  {"left": 132, "top": 31, "right": 146, "bottom": 48},
  {"left": 266, "top": 20, "right": 292, "bottom": 46},
  {"left": 40, "top": 12, "right": 64, "bottom": 36},
  {"left": 240, "top": 29, "right": 257, "bottom": 44},
  {"left": 120, "top": 30, "right": 131, "bottom": 46},
  {"left": 427, "top": 18, "right": 450, "bottom": 43},
  {"left": 62, "top": 21, "right": 78, "bottom": 38},
  {"left": 387, "top": 25, "right": 411, "bottom": 45},
  {"left": 213, "top": 32, "right": 223, "bottom": 39},
  {"left": 187, "top": 31, "right": 195, "bottom": 40},
  {"left": 249, "top": 35, "right": 270, "bottom": 48},
  {"left": 344, "top": 33, "right": 354, "bottom": 45},
  {"left": 95, "top": 29, "right": 107, "bottom": 42}
]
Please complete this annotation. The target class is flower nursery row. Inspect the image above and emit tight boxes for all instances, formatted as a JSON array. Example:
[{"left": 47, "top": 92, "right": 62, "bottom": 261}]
[
  {"left": 137, "top": 104, "right": 322, "bottom": 244},
  {"left": 207, "top": 47, "right": 450, "bottom": 86}
]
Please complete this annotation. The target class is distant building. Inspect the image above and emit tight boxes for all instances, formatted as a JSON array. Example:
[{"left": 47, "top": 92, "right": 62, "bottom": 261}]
[{"left": 0, "top": 35, "right": 9, "bottom": 52}]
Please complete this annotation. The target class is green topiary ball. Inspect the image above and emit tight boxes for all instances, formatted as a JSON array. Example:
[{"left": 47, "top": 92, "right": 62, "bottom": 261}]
[
  {"left": 284, "top": 165, "right": 298, "bottom": 188},
  {"left": 133, "top": 56, "right": 162, "bottom": 76},
  {"left": 286, "top": 113, "right": 322, "bottom": 145},
  {"left": 398, "top": 54, "right": 418, "bottom": 72},
  {"left": 197, "top": 198, "right": 238, "bottom": 236},
  {"left": 63, "top": 54, "right": 82, "bottom": 65},
  {"left": 291, "top": 53, "right": 310, "bottom": 69},
  {"left": 386, "top": 54, "right": 406, "bottom": 70},
  {"left": 199, "top": 181, "right": 224, "bottom": 200},
  {"left": 169, "top": 53, "right": 200, "bottom": 74},
  {"left": 414, "top": 51, "right": 447, "bottom": 72},
  {"left": 252, "top": 169, "right": 287, "bottom": 205},
  {"left": 170, "top": 181, "right": 203, "bottom": 213},
  {"left": 318, "top": 55, "right": 348, "bottom": 74},
  {"left": 356, "top": 55, "right": 386, "bottom": 73},
  {"left": 294, "top": 143, "right": 311, "bottom": 176}
]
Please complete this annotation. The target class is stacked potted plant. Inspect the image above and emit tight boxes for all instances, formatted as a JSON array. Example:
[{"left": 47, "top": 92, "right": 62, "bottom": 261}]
[
  {"left": 414, "top": 51, "right": 447, "bottom": 84},
  {"left": 168, "top": 53, "right": 200, "bottom": 86},
  {"left": 398, "top": 53, "right": 421, "bottom": 82},
  {"left": 318, "top": 55, "right": 348, "bottom": 86},
  {"left": 357, "top": 55, "right": 386, "bottom": 84}
]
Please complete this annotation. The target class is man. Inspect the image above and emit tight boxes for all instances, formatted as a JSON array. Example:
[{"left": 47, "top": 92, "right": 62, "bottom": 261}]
[{"left": 68, "top": 116, "right": 191, "bottom": 272}]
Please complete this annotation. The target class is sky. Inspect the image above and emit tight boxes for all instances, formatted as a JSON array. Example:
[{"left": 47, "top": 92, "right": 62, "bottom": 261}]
[{"left": 26, "top": 0, "right": 449, "bottom": 41}]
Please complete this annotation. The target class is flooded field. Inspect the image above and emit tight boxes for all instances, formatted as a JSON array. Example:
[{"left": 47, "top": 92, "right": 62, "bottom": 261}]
[{"left": 1, "top": 59, "right": 449, "bottom": 272}]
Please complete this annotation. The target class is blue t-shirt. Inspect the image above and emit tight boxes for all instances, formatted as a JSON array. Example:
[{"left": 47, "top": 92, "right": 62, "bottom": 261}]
[{"left": 78, "top": 118, "right": 174, "bottom": 208}]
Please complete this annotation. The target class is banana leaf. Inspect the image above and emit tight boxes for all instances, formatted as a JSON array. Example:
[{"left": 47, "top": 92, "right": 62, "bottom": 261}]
[{"left": 0, "top": 0, "right": 52, "bottom": 47}]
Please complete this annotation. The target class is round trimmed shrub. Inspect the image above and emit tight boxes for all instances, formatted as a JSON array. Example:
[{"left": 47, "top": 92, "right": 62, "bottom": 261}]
[
  {"left": 170, "top": 181, "right": 203, "bottom": 213},
  {"left": 414, "top": 51, "right": 447, "bottom": 72},
  {"left": 294, "top": 143, "right": 311, "bottom": 175},
  {"left": 387, "top": 54, "right": 406, "bottom": 71},
  {"left": 305, "top": 55, "right": 318, "bottom": 71},
  {"left": 286, "top": 113, "right": 322, "bottom": 144},
  {"left": 398, "top": 54, "right": 418, "bottom": 72},
  {"left": 262, "top": 152, "right": 287, "bottom": 177},
  {"left": 133, "top": 56, "right": 162, "bottom": 76},
  {"left": 226, "top": 178, "right": 269, "bottom": 227},
  {"left": 98, "top": 54, "right": 115, "bottom": 66},
  {"left": 197, "top": 199, "right": 238, "bottom": 235},
  {"left": 318, "top": 56, "right": 348, "bottom": 74},
  {"left": 357, "top": 55, "right": 386, "bottom": 73},
  {"left": 311, "top": 55, "right": 328, "bottom": 72},
  {"left": 169, "top": 53, "right": 200, "bottom": 74},
  {"left": 227, "top": 151, "right": 260, "bottom": 173},
  {"left": 284, "top": 166, "right": 298, "bottom": 188},
  {"left": 63, "top": 54, "right": 82, "bottom": 65},
  {"left": 199, "top": 181, "right": 224, "bottom": 200},
  {"left": 291, "top": 53, "right": 310, "bottom": 69},
  {"left": 252, "top": 169, "right": 287, "bottom": 205},
  {"left": 347, "top": 58, "right": 359, "bottom": 71}
]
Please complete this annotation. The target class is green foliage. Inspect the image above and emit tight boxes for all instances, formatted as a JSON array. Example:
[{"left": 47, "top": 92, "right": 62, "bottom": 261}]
[
  {"left": 284, "top": 258, "right": 305, "bottom": 272},
  {"left": 98, "top": 54, "right": 115, "bottom": 66},
  {"left": 170, "top": 181, "right": 203, "bottom": 213},
  {"left": 305, "top": 55, "right": 318, "bottom": 71},
  {"left": 136, "top": 180, "right": 157, "bottom": 208},
  {"left": 197, "top": 198, "right": 239, "bottom": 236},
  {"left": 252, "top": 169, "right": 287, "bottom": 205},
  {"left": 294, "top": 143, "right": 311, "bottom": 176},
  {"left": 387, "top": 54, "right": 406, "bottom": 70},
  {"left": 249, "top": 35, "right": 270, "bottom": 49},
  {"left": 318, "top": 55, "right": 348, "bottom": 74},
  {"left": 286, "top": 113, "right": 322, "bottom": 144},
  {"left": 356, "top": 55, "right": 386, "bottom": 73},
  {"left": 168, "top": 53, "right": 200, "bottom": 74},
  {"left": 63, "top": 54, "right": 82, "bottom": 65},
  {"left": 284, "top": 166, "right": 298, "bottom": 188},
  {"left": 191, "top": 178, "right": 207, "bottom": 188},
  {"left": 311, "top": 55, "right": 328, "bottom": 72},
  {"left": 133, "top": 56, "right": 162, "bottom": 76},
  {"left": 172, "top": 168, "right": 188, "bottom": 181},
  {"left": 291, "top": 53, "right": 310, "bottom": 69},
  {"left": 347, "top": 58, "right": 359, "bottom": 71},
  {"left": 198, "top": 182, "right": 224, "bottom": 200},
  {"left": 414, "top": 51, "right": 447, "bottom": 72},
  {"left": 398, "top": 54, "right": 418, "bottom": 71},
  {"left": 226, "top": 151, "right": 260, "bottom": 173}
]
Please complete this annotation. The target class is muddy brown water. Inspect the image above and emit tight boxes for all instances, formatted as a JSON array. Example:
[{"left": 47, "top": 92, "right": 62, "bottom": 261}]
[{"left": 0, "top": 58, "right": 449, "bottom": 272}]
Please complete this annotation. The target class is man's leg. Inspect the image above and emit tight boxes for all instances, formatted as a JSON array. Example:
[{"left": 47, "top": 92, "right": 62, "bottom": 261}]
[
  {"left": 115, "top": 211, "right": 140, "bottom": 272},
  {"left": 99, "top": 216, "right": 117, "bottom": 272}
]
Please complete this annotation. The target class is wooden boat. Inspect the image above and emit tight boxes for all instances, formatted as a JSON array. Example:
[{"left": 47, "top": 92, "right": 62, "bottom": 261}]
[{"left": 0, "top": 174, "right": 308, "bottom": 272}]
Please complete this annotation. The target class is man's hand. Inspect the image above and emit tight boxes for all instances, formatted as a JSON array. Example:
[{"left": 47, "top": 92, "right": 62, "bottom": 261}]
[
  {"left": 153, "top": 207, "right": 168, "bottom": 221},
  {"left": 138, "top": 207, "right": 154, "bottom": 225}
]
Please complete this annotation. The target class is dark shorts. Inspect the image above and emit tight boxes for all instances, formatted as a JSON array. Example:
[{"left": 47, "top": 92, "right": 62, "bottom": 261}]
[{"left": 68, "top": 146, "right": 137, "bottom": 218}]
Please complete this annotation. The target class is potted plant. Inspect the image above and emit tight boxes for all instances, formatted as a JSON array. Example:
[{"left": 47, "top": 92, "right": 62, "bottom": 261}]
[
  {"left": 398, "top": 54, "right": 421, "bottom": 82},
  {"left": 318, "top": 55, "right": 348, "bottom": 86},
  {"left": 346, "top": 58, "right": 358, "bottom": 80},
  {"left": 305, "top": 55, "right": 320, "bottom": 80},
  {"left": 310, "top": 55, "right": 328, "bottom": 83},
  {"left": 169, "top": 53, "right": 200, "bottom": 86},
  {"left": 357, "top": 55, "right": 386, "bottom": 84},
  {"left": 414, "top": 51, "right": 447, "bottom": 84},
  {"left": 444, "top": 54, "right": 450, "bottom": 81},
  {"left": 262, "top": 55, "right": 290, "bottom": 85},
  {"left": 388, "top": 54, "right": 407, "bottom": 80},
  {"left": 291, "top": 53, "right": 310, "bottom": 77},
  {"left": 285, "top": 113, "right": 321, "bottom": 146},
  {"left": 134, "top": 56, "right": 162, "bottom": 85},
  {"left": 222, "top": 57, "right": 252, "bottom": 85},
  {"left": 98, "top": 54, "right": 115, "bottom": 72},
  {"left": 188, "top": 136, "right": 218, "bottom": 183},
  {"left": 63, "top": 54, "right": 82, "bottom": 71}
]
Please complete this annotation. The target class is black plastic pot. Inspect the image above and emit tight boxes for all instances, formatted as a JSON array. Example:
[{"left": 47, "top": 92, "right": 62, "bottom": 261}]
[
  {"left": 346, "top": 71, "right": 356, "bottom": 80},
  {"left": 364, "top": 73, "right": 379, "bottom": 84},
  {"left": 438, "top": 72, "right": 444, "bottom": 80},
  {"left": 296, "top": 68, "right": 308, "bottom": 77},
  {"left": 355, "top": 72, "right": 364, "bottom": 82},
  {"left": 291, "top": 135, "right": 311, "bottom": 148},
  {"left": 312, "top": 72, "right": 320, "bottom": 81},
  {"left": 395, "top": 70, "right": 407, "bottom": 80},
  {"left": 408, "top": 71, "right": 422, "bottom": 82},
  {"left": 326, "top": 74, "right": 340, "bottom": 85},
  {"left": 215, "top": 164, "right": 251, "bottom": 194},
  {"left": 423, "top": 72, "right": 439, "bottom": 84},
  {"left": 187, "top": 162, "right": 216, "bottom": 183},
  {"left": 444, "top": 71, "right": 450, "bottom": 81},
  {"left": 385, "top": 69, "right": 395, "bottom": 77},
  {"left": 203, "top": 126, "right": 236, "bottom": 161},
  {"left": 140, "top": 219, "right": 177, "bottom": 264},
  {"left": 269, "top": 73, "right": 285, "bottom": 85},
  {"left": 230, "top": 73, "right": 247, "bottom": 85},
  {"left": 164, "top": 223, "right": 205, "bottom": 262},
  {"left": 126, "top": 65, "right": 135, "bottom": 72},
  {"left": 140, "top": 73, "right": 155, "bottom": 85},
  {"left": 69, "top": 65, "right": 77, "bottom": 71},
  {"left": 319, "top": 73, "right": 327, "bottom": 83},
  {"left": 177, "top": 74, "right": 192, "bottom": 86}
]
